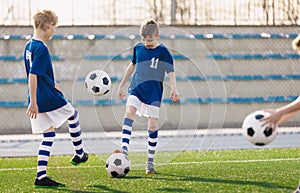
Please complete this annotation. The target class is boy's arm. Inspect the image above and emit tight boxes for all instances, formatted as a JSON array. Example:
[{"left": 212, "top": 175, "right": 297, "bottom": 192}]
[
  {"left": 118, "top": 62, "right": 135, "bottom": 99},
  {"left": 54, "top": 81, "right": 60, "bottom": 90},
  {"left": 277, "top": 96, "right": 300, "bottom": 124},
  {"left": 167, "top": 71, "right": 179, "bottom": 103},
  {"left": 26, "top": 73, "right": 39, "bottom": 119},
  {"left": 262, "top": 96, "right": 300, "bottom": 127}
]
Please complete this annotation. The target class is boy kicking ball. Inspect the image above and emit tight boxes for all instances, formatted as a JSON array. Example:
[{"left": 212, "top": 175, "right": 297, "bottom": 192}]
[
  {"left": 114, "top": 18, "right": 179, "bottom": 174},
  {"left": 23, "top": 10, "right": 88, "bottom": 188}
]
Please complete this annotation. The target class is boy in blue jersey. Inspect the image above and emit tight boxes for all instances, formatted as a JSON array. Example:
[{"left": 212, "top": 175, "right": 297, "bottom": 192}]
[
  {"left": 23, "top": 10, "right": 88, "bottom": 188},
  {"left": 115, "top": 19, "right": 179, "bottom": 174}
]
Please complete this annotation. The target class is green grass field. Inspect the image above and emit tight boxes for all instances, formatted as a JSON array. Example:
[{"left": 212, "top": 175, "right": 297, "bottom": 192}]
[{"left": 0, "top": 148, "right": 299, "bottom": 193}]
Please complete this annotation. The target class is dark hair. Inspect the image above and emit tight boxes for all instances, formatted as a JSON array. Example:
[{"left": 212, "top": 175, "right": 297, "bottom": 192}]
[{"left": 140, "top": 19, "right": 159, "bottom": 37}]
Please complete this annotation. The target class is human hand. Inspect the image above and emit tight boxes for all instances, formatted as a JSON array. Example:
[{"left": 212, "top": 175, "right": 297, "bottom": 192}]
[
  {"left": 118, "top": 86, "right": 126, "bottom": 100},
  {"left": 170, "top": 89, "right": 179, "bottom": 103},
  {"left": 260, "top": 109, "right": 282, "bottom": 129},
  {"left": 26, "top": 103, "right": 39, "bottom": 119}
]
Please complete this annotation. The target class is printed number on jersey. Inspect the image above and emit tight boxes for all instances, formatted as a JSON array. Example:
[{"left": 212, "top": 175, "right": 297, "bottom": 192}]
[
  {"left": 150, "top": 58, "right": 159, "bottom": 69},
  {"left": 26, "top": 50, "right": 32, "bottom": 67}
]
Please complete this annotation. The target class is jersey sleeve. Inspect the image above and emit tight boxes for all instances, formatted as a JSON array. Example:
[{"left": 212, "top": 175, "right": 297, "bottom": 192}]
[
  {"left": 162, "top": 47, "right": 174, "bottom": 73},
  {"left": 30, "top": 45, "right": 48, "bottom": 76},
  {"left": 131, "top": 45, "right": 137, "bottom": 65}
]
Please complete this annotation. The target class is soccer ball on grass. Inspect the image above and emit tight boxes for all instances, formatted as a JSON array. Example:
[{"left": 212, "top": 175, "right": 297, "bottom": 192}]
[
  {"left": 242, "top": 110, "right": 277, "bottom": 146},
  {"left": 106, "top": 153, "right": 131, "bottom": 178},
  {"left": 85, "top": 70, "right": 111, "bottom": 96}
]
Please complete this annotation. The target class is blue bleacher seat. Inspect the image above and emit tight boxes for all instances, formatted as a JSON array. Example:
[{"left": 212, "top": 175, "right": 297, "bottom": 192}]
[
  {"left": 204, "top": 97, "right": 225, "bottom": 103},
  {"left": 204, "top": 75, "right": 223, "bottom": 81},
  {"left": 264, "top": 53, "right": 283, "bottom": 59},
  {"left": 71, "top": 34, "right": 87, "bottom": 39},
  {"left": 206, "top": 53, "right": 298, "bottom": 60},
  {"left": 284, "top": 74, "right": 300, "bottom": 79},
  {"left": 162, "top": 98, "right": 174, "bottom": 104},
  {"left": 284, "top": 53, "right": 300, "bottom": 59},
  {"left": 0, "top": 78, "right": 27, "bottom": 84},
  {"left": 266, "top": 96, "right": 285, "bottom": 102},
  {"left": 251, "top": 54, "right": 264, "bottom": 59},
  {"left": 232, "top": 34, "right": 261, "bottom": 39},
  {"left": 0, "top": 55, "right": 63, "bottom": 61},
  {"left": 0, "top": 101, "right": 27, "bottom": 107},
  {"left": 264, "top": 74, "right": 284, "bottom": 80},
  {"left": 93, "top": 34, "right": 106, "bottom": 39},
  {"left": 227, "top": 97, "right": 249, "bottom": 103},
  {"left": 285, "top": 95, "right": 298, "bottom": 101},
  {"left": 51, "top": 34, "right": 65, "bottom": 39},
  {"left": 186, "top": 75, "right": 205, "bottom": 81},
  {"left": 50, "top": 55, "right": 65, "bottom": 61},
  {"left": 0, "top": 55, "right": 17, "bottom": 61}
]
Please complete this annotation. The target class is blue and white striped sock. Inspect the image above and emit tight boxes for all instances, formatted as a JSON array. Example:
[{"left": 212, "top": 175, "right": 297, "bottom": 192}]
[
  {"left": 36, "top": 131, "right": 55, "bottom": 180},
  {"left": 147, "top": 130, "right": 158, "bottom": 163},
  {"left": 121, "top": 118, "right": 134, "bottom": 153},
  {"left": 68, "top": 110, "right": 84, "bottom": 157}
]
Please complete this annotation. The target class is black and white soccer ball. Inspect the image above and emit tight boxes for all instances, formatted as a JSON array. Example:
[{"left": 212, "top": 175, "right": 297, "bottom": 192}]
[
  {"left": 84, "top": 70, "right": 111, "bottom": 96},
  {"left": 242, "top": 110, "right": 277, "bottom": 146},
  {"left": 106, "top": 153, "right": 131, "bottom": 178}
]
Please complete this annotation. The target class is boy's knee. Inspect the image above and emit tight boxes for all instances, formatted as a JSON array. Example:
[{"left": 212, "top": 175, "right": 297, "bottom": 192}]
[
  {"left": 148, "top": 118, "right": 158, "bottom": 131},
  {"left": 125, "top": 106, "right": 136, "bottom": 119}
]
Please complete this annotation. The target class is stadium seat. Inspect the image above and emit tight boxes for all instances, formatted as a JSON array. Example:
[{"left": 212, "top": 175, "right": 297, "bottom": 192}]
[{"left": 206, "top": 53, "right": 298, "bottom": 60}]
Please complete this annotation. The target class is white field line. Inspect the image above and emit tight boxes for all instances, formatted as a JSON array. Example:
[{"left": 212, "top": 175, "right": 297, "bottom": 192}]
[{"left": 1, "top": 157, "right": 299, "bottom": 171}]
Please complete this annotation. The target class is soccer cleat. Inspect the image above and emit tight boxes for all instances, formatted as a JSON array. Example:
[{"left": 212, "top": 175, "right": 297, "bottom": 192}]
[
  {"left": 145, "top": 162, "right": 156, "bottom": 174},
  {"left": 294, "top": 183, "right": 300, "bottom": 193},
  {"left": 113, "top": 149, "right": 128, "bottom": 156},
  {"left": 70, "top": 152, "right": 89, "bottom": 165},
  {"left": 34, "top": 176, "right": 65, "bottom": 188}
]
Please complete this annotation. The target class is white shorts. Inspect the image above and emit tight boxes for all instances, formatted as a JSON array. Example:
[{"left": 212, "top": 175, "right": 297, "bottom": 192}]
[
  {"left": 126, "top": 95, "right": 160, "bottom": 118},
  {"left": 30, "top": 102, "right": 75, "bottom": 134}
]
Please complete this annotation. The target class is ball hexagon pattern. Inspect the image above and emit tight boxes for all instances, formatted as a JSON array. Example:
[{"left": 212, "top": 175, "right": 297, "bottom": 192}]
[
  {"left": 242, "top": 110, "right": 277, "bottom": 146},
  {"left": 85, "top": 70, "right": 111, "bottom": 96},
  {"left": 106, "top": 153, "right": 131, "bottom": 178}
]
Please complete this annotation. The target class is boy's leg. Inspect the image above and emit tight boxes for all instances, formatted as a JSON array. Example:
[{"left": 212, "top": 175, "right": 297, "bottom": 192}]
[
  {"left": 36, "top": 129, "right": 55, "bottom": 180},
  {"left": 34, "top": 127, "right": 65, "bottom": 187},
  {"left": 68, "top": 110, "right": 88, "bottom": 165},
  {"left": 146, "top": 117, "right": 158, "bottom": 174},
  {"left": 114, "top": 105, "right": 136, "bottom": 155},
  {"left": 121, "top": 117, "right": 134, "bottom": 153}
]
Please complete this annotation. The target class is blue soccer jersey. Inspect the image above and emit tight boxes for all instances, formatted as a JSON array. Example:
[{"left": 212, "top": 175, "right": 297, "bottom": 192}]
[
  {"left": 24, "top": 39, "right": 67, "bottom": 113},
  {"left": 129, "top": 42, "right": 174, "bottom": 107}
]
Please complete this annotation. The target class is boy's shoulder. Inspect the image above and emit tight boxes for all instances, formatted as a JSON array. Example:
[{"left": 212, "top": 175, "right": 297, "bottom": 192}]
[
  {"left": 134, "top": 41, "right": 144, "bottom": 48},
  {"left": 26, "top": 39, "right": 46, "bottom": 48}
]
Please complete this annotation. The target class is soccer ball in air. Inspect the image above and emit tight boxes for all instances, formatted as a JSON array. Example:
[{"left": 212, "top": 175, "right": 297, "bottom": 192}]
[
  {"left": 106, "top": 153, "right": 131, "bottom": 178},
  {"left": 242, "top": 110, "right": 277, "bottom": 146},
  {"left": 84, "top": 70, "right": 111, "bottom": 96}
]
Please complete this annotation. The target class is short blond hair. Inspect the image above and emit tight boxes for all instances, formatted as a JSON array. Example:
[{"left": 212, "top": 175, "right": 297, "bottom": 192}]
[
  {"left": 139, "top": 19, "right": 159, "bottom": 37},
  {"left": 33, "top": 10, "right": 58, "bottom": 31},
  {"left": 292, "top": 34, "right": 300, "bottom": 51}
]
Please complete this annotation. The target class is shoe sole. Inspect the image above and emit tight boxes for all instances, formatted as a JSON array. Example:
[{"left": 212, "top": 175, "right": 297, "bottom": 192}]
[
  {"left": 70, "top": 159, "right": 87, "bottom": 166},
  {"left": 35, "top": 184, "right": 65, "bottom": 188}
]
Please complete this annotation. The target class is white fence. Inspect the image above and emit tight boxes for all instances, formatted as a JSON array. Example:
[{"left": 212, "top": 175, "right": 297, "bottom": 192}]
[{"left": 0, "top": 0, "right": 299, "bottom": 26}]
